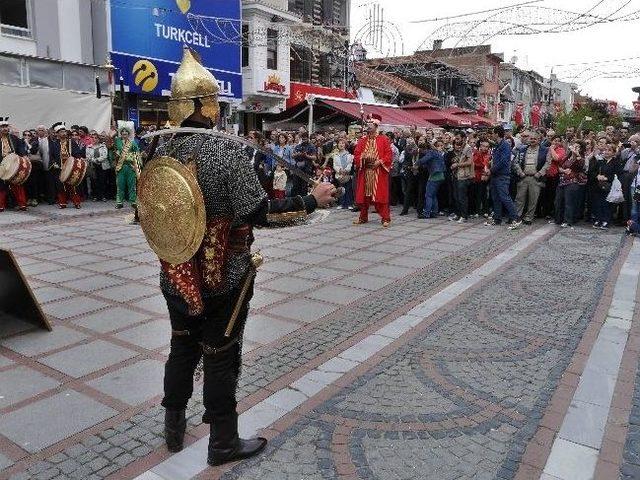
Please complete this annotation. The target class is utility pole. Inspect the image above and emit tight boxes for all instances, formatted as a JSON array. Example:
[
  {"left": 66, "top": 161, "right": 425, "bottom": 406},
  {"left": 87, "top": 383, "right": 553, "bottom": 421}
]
[{"left": 547, "top": 67, "right": 554, "bottom": 108}]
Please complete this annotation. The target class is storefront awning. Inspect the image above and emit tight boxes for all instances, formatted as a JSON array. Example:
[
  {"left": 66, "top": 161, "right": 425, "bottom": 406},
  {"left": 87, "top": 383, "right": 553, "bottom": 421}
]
[
  {"left": 315, "top": 97, "right": 438, "bottom": 130},
  {"left": 442, "top": 108, "right": 495, "bottom": 127}
]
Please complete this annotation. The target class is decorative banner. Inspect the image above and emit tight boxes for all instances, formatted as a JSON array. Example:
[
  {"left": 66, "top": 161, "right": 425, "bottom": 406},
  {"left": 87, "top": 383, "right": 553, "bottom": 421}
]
[
  {"left": 530, "top": 102, "right": 542, "bottom": 128},
  {"left": 608, "top": 101, "right": 618, "bottom": 116},
  {"left": 633, "top": 101, "right": 640, "bottom": 120},
  {"left": 514, "top": 102, "right": 524, "bottom": 127}
]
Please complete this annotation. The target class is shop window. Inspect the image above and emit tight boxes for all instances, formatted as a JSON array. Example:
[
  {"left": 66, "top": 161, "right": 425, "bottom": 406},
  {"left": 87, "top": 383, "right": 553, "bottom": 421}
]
[{"left": 267, "top": 29, "right": 278, "bottom": 70}]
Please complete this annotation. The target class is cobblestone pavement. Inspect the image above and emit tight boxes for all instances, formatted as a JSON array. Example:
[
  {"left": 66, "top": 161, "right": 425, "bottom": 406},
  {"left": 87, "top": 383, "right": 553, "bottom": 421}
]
[
  {"left": 0, "top": 201, "right": 638, "bottom": 480},
  {"left": 208, "top": 229, "right": 626, "bottom": 480},
  {"left": 0, "top": 202, "right": 517, "bottom": 480}
]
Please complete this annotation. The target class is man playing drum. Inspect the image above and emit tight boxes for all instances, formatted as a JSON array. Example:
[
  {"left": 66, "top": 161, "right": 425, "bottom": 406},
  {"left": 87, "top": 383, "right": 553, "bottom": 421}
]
[
  {"left": 50, "top": 122, "right": 86, "bottom": 209},
  {"left": 0, "top": 117, "right": 29, "bottom": 212}
]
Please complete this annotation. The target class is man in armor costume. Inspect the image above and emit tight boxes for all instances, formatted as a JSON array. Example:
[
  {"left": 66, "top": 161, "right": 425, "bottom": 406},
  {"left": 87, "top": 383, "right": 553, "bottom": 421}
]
[
  {"left": 0, "top": 117, "right": 28, "bottom": 212},
  {"left": 139, "top": 48, "right": 336, "bottom": 466}
]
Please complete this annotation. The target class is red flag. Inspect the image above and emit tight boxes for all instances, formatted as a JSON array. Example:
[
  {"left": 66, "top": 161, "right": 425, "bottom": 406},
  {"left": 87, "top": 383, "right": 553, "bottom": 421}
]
[
  {"left": 514, "top": 102, "right": 525, "bottom": 127},
  {"left": 530, "top": 102, "right": 542, "bottom": 128}
]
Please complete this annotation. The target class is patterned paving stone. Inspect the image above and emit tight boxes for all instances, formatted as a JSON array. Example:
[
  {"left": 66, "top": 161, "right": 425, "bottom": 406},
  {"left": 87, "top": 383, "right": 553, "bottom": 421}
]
[
  {"left": 71, "top": 307, "right": 152, "bottom": 333},
  {"left": 87, "top": 359, "right": 165, "bottom": 406},
  {"left": 244, "top": 315, "right": 299, "bottom": 345},
  {"left": 0, "top": 390, "right": 118, "bottom": 453},
  {"left": 42, "top": 297, "right": 109, "bottom": 320},
  {"left": 114, "top": 320, "right": 170, "bottom": 350},
  {"left": 266, "top": 299, "right": 338, "bottom": 323},
  {"left": 0, "top": 211, "right": 594, "bottom": 480},
  {"left": 39, "top": 340, "right": 138, "bottom": 378},
  {"left": 1, "top": 326, "right": 88, "bottom": 356},
  {"left": 221, "top": 229, "right": 622, "bottom": 480},
  {"left": 0, "top": 366, "right": 60, "bottom": 408}
]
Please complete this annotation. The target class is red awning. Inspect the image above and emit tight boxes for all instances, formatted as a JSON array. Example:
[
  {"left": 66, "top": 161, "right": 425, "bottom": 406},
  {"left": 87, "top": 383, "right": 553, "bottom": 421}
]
[
  {"left": 442, "top": 108, "right": 495, "bottom": 127},
  {"left": 414, "top": 108, "right": 472, "bottom": 127},
  {"left": 317, "top": 98, "right": 437, "bottom": 130},
  {"left": 287, "top": 82, "right": 355, "bottom": 109}
]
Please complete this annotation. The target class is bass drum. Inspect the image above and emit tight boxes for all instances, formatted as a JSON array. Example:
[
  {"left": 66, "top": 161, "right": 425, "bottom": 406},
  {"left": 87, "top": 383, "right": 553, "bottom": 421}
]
[
  {"left": 0, "top": 153, "right": 32, "bottom": 185},
  {"left": 59, "top": 157, "right": 87, "bottom": 187}
]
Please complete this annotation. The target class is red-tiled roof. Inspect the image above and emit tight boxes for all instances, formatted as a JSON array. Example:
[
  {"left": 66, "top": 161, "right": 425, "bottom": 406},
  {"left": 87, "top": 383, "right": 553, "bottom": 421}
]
[{"left": 354, "top": 64, "right": 438, "bottom": 103}]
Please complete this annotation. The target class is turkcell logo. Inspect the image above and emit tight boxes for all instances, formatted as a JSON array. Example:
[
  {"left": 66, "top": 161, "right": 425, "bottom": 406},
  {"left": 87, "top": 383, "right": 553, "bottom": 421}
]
[
  {"left": 110, "top": 0, "right": 242, "bottom": 100},
  {"left": 154, "top": 23, "right": 211, "bottom": 48}
]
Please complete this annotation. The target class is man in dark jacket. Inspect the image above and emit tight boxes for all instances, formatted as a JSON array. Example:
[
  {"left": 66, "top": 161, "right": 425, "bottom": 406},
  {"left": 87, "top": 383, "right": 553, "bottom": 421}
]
[
  {"left": 486, "top": 126, "right": 522, "bottom": 229},
  {"left": 512, "top": 131, "right": 549, "bottom": 224}
]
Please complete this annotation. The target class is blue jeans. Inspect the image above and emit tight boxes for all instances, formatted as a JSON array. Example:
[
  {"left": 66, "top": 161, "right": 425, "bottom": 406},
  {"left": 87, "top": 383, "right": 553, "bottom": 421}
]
[
  {"left": 555, "top": 183, "right": 580, "bottom": 225},
  {"left": 340, "top": 179, "right": 354, "bottom": 208},
  {"left": 593, "top": 189, "right": 612, "bottom": 224},
  {"left": 490, "top": 175, "right": 518, "bottom": 223},
  {"left": 423, "top": 179, "right": 443, "bottom": 217}
]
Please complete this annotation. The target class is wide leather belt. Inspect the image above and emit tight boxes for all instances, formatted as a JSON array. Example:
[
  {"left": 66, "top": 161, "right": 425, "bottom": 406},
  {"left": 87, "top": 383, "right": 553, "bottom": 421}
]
[{"left": 228, "top": 225, "right": 252, "bottom": 253}]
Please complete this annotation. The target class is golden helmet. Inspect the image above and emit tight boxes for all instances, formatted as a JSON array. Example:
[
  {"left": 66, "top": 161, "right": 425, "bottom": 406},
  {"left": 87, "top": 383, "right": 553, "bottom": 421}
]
[{"left": 168, "top": 47, "right": 220, "bottom": 125}]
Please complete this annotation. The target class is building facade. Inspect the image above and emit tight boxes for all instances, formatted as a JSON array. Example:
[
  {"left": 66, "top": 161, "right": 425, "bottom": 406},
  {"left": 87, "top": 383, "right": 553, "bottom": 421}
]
[
  {"left": 0, "top": 0, "right": 111, "bottom": 130},
  {"left": 415, "top": 45, "right": 503, "bottom": 120}
]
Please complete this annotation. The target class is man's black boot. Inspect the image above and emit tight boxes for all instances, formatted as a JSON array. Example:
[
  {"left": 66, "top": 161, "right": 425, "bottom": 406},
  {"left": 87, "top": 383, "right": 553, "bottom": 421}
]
[
  {"left": 207, "top": 413, "right": 267, "bottom": 466},
  {"left": 202, "top": 410, "right": 211, "bottom": 424},
  {"left": 164, "top": 409, "right": 186, "bottom": 452}
]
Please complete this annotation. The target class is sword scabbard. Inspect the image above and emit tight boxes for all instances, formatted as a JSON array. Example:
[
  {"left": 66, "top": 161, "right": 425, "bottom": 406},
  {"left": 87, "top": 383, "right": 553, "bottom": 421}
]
[{"left": 224, "top": 252, "right": 263, "bottom": 337}]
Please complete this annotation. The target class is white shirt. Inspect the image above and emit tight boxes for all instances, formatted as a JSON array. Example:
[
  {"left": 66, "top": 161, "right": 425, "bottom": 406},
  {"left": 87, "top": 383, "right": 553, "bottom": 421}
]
[{"left": 38, "top": 137, "right": 50, "bottom": 170}]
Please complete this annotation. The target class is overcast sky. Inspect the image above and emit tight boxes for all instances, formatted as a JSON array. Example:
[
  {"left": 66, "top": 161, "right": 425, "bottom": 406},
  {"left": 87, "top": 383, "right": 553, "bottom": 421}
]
[{"left": 350, "top": 0, "right": 640, "bottom": 107}]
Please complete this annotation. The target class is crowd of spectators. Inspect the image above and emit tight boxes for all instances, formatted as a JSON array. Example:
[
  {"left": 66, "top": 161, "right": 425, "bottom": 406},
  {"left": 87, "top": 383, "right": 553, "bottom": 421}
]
[
  {"left": 250, "top": 123, "right": 640, "bottom": 234},
  {"left": 6, "top": 121, "right": 640, "bottom": 235}
]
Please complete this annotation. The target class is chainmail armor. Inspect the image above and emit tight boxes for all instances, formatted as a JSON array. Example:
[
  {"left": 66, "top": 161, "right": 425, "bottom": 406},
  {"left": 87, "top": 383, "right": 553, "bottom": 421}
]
[{"left": 155, "top": 133, "right": 266, "bottom": 297}]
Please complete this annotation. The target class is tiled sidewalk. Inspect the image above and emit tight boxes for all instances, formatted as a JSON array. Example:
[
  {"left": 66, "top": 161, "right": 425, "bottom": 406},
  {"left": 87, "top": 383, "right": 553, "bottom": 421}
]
[
  {"left": 0, "top": 202, "right": 513, "bottom": 479},
  {"left": 2, "top": 201, "right": 638, "bottom": 480}
]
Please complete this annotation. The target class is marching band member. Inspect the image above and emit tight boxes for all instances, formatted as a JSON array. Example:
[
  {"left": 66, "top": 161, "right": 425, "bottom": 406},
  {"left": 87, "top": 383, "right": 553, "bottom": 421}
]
[
  {"left": 353, "top": 113, "right": 393, "bottom": 227},
  {"left": 0, "top": 117, "right": 28, "bottom": 212},
  {"left": 114, "top": 121, "right": 140, "bottom": 209},
  {"left": 49, "top": 122, "right": 85, "bottom": 209}
]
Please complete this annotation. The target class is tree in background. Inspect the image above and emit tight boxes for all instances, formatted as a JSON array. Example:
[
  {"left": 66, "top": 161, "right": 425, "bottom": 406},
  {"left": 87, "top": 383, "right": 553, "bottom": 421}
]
[{"left": 554, "top": 99, "right": 622, "bottom": 135}]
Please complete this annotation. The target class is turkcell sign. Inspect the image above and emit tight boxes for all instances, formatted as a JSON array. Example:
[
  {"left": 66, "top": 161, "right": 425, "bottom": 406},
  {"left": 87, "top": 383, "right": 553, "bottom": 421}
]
[{"left": 110, "top": 0, "right": 242, "bottom": 101}]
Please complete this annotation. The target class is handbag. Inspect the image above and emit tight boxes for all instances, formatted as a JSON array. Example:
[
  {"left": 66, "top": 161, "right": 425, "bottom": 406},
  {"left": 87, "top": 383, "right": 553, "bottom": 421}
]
[{"left": 606, "top": 175, "right": 625, "bottom": 203}]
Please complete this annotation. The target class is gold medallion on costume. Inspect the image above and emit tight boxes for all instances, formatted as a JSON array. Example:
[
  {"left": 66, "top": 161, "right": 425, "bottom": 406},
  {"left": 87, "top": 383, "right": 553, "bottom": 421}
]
[{"left": 137, "top": 156, "right": 206, "bottom": 264}]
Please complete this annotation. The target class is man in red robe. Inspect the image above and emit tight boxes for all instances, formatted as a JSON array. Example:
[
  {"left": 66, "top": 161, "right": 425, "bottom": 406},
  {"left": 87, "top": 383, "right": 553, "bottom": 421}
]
[{"left": 353, "top": 114, "right": 393, "bottom": 227}]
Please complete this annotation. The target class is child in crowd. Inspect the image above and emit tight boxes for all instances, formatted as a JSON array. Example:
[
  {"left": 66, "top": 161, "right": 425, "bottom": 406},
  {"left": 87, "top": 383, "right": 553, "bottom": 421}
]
[{"left": 272, "top": 164, "right": 287, "bottom": 199}]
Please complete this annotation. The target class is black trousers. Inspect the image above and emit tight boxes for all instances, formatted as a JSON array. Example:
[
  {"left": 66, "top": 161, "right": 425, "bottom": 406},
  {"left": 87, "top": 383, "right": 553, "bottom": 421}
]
[
  {"left": 161, "top": 284, "right": 253, "bottom": 418},
  {"left": 401, "top": 172, "right": 416, "bottom": 212}
]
